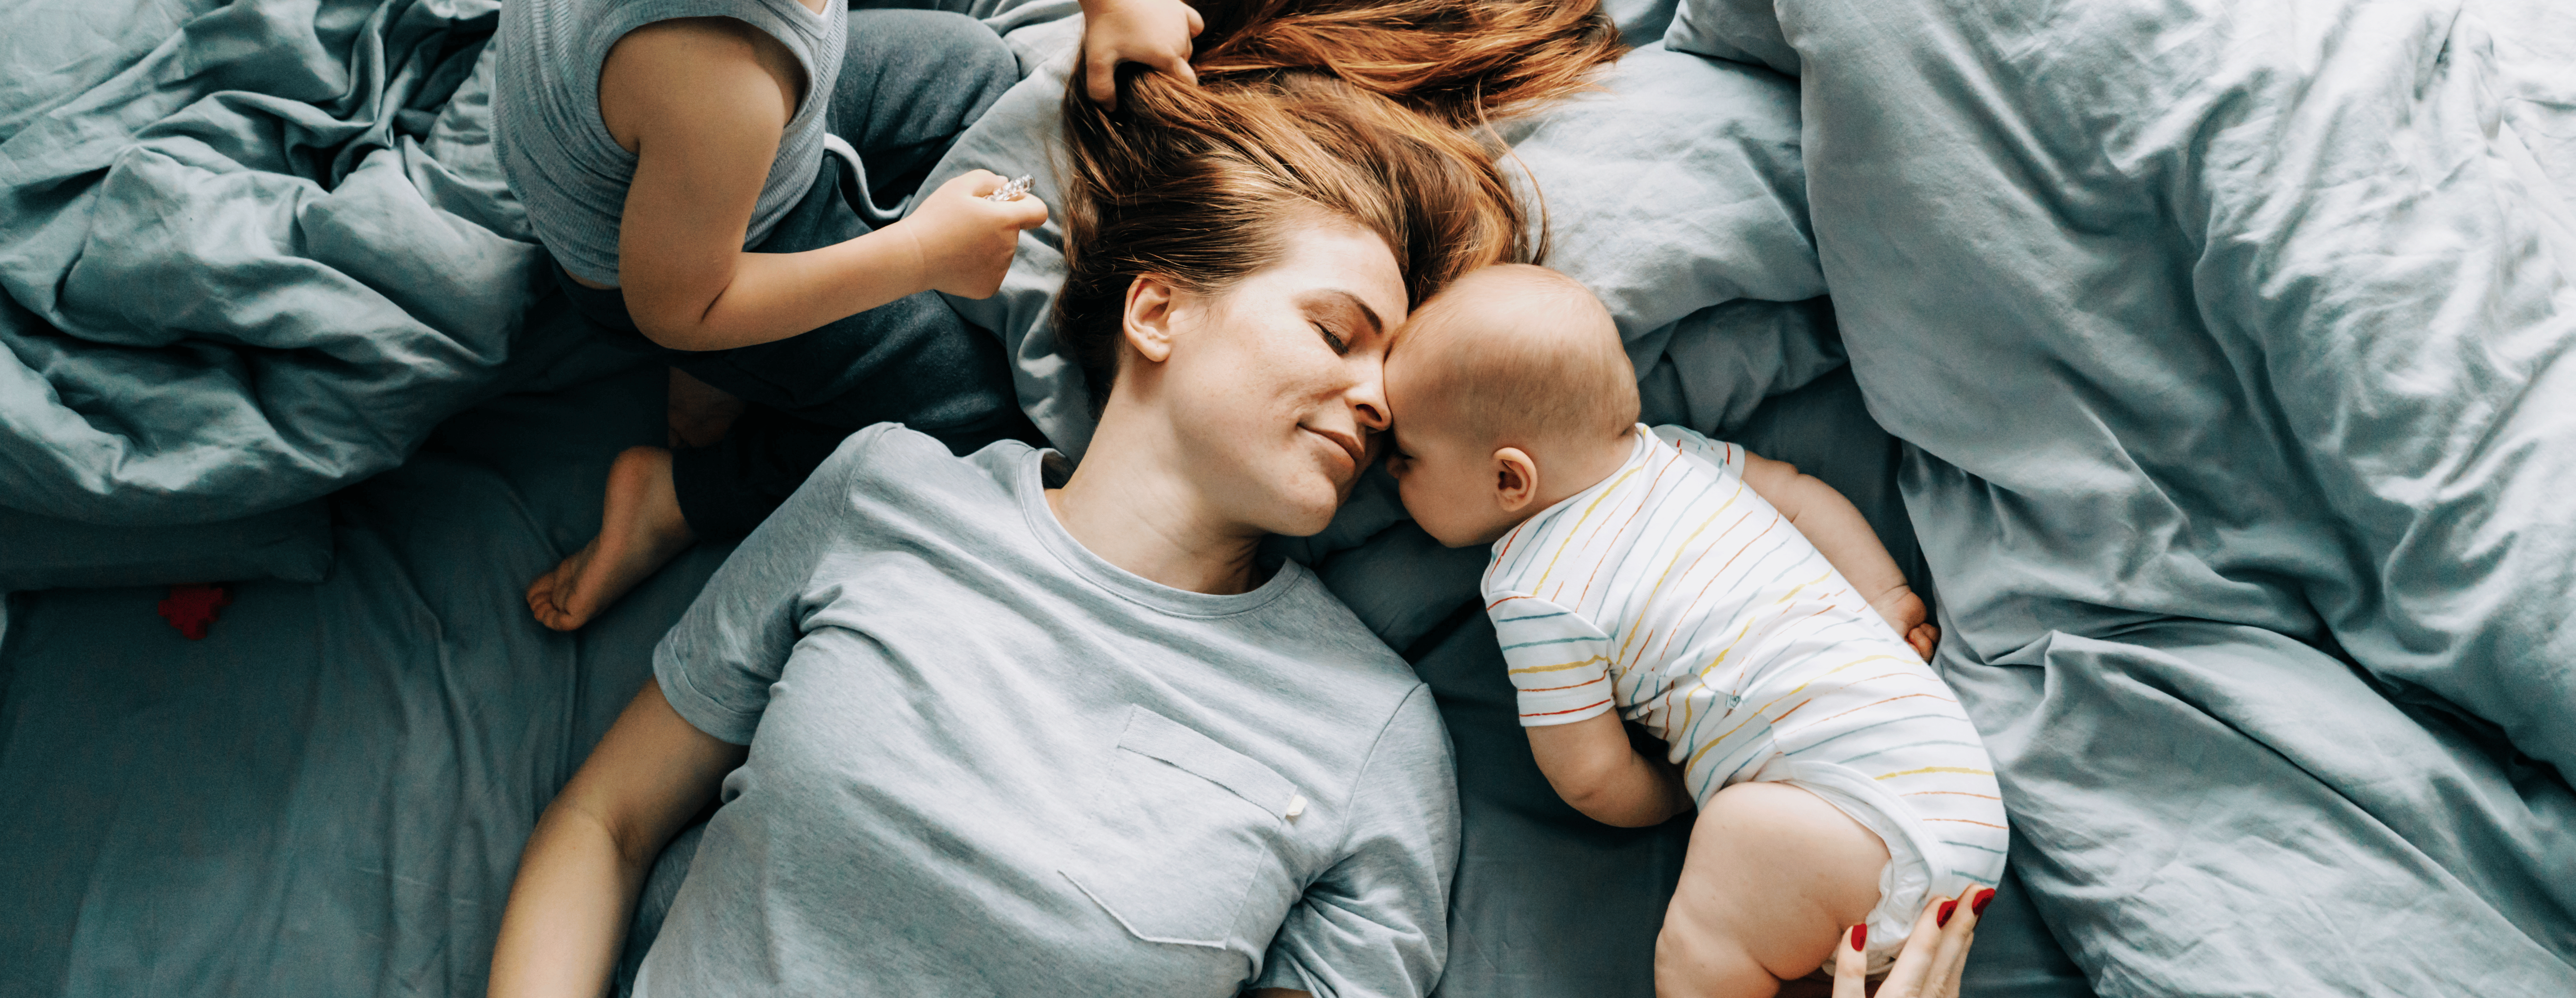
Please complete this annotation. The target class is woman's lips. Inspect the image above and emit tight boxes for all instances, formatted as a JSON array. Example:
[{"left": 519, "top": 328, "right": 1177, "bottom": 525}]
[{"left": 1304, "top": 425, "right": 1366, "bottom": 475}]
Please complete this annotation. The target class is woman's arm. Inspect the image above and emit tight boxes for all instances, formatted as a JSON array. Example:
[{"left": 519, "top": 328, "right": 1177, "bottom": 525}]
[
  {"left": 487, "top": 680, "right": 747, "bottom": 998},
  {"left": 1527, "top": 710, "right": 1694, "bottom": 828},
  {"left": 1737, "top": 453, "right": 1938, "bottom": 658},
  {"left": 597, "top": 20, "right": 1045, "bottom": 352}
]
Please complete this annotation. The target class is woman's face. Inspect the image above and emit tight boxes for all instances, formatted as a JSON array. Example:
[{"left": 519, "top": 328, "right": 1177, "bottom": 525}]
[{"left": 1143, "top": 215, "right": 1406, "bottom": 538}]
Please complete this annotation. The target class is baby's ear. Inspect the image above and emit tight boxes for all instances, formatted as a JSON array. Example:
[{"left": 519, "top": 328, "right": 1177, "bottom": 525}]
[
  {"left": 1493, "top": 447, "right": 1540, "bottom": 513},
  {"left": 1121, "top": 275, "right": 1179, "bottom": 362}
]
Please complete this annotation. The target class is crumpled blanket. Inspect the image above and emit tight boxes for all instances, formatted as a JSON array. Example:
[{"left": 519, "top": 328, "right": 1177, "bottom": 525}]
[
  {"left": 1668, "top": 0, "right": 2576, "bottom": 991},
  {"left": 0, "top": 0, "right": 559, "bottom": 527}
]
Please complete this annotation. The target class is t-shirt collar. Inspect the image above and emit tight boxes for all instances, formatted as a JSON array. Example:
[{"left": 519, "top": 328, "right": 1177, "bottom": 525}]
[{"left": 1015, "top": 449, "right": 1304, "bottom": 619}]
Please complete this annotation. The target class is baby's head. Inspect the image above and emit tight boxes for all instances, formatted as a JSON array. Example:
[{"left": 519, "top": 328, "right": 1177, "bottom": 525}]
[{"left": 1385, "top": 264, "right": 1639, "bottom": 547}]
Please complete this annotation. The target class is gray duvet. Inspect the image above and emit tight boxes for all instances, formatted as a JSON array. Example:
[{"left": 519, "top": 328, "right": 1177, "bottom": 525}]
[{"left": 1667, "top": 0, "right": 2576, "bottom": 990}]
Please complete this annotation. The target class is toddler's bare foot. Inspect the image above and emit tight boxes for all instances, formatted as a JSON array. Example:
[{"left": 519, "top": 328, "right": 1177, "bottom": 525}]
[
  {"left": 667, "top": 368, "right": 744, "bottom": 449},
  {"left": 1870, "top": 587, "right": 1940, "bottom": 661},
  {"left": 527, "top": 446, "right": 698, "bottom": 632}
]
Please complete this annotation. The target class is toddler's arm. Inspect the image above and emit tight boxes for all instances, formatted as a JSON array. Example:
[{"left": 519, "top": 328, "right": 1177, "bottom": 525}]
[
  {"left": 1078, "top": 0, "right": 1205, "bottom": 108},
  {"left": 598, "top": 21, "right": 1045, "bottom": 353},
  {"left": 1528, "top": 711, "right": 1694, "bottom": 828},
  {"left": 1737, "top": 454, "right": 1939, "bottom": 659}
]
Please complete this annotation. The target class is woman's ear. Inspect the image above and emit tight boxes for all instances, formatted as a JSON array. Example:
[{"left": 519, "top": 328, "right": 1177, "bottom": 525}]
[
  {"left": 1493, "top": 447, "right": 1541, "bottom": 513},
  {"left": 1122, "top": 275, "right": 1179, "bottom": 363}
]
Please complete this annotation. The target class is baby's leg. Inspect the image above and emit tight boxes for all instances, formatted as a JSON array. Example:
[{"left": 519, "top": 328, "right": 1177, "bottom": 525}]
[{"left": 1655, "top": 782, "right": 1889, "bottom": 998}]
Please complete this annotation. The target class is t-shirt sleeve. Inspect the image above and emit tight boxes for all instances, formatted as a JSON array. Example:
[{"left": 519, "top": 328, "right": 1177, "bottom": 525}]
[
  {"left": 1487, "top": 591, "right": 1618, "bottom": 727},
  {"left": 1252, "top": 685, "right": 1459, "bottom": 998},
  {"left": 651, "top": 428, "right": 881, "bottom": 745},
  {"left": 1651, "top": 423, "right": 1746, "bottom": 476}
]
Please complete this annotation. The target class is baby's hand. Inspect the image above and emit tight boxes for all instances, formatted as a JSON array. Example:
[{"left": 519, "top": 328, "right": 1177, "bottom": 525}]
[
  {"left": 1871, "top": 586, "right": 1940, "bottom": 661},
  {"left": 1080, "top": 0, "right": 1204, "bottom": 108},
  {"left": 894, "top": 170, "right": 1048, "bottom": 300}
]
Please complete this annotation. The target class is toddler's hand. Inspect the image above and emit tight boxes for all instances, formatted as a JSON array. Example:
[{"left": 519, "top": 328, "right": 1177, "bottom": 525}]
[
  {"left": 1080, "top": 0, "right": 1204, "bottom": 108},
  {"left": 895, "top": 170, "right": 1048, "bottom": 300},
  {"left": 1871, "top": 586, "right": 1940, "bottom": 661}
]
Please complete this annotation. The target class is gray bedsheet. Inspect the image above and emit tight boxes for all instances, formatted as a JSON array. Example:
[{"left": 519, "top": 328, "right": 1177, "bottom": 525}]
[
  {"left": 0, "top": 343, "right": 734, "bottom": 997},
  {"left": 1, "top": 2, "right": 2098, "bottom": 997},
  {"left": 1, "top": 344, "right": 2083, "bottom": 998},
  {"left": 1667, "top": 0, "right": 2576, "bottom": 990}
]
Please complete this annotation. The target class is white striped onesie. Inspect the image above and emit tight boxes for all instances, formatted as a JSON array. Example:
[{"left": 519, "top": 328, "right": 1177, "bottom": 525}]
[{"left": 1485, "top": 425, "right": 2007, "bottom": 967}]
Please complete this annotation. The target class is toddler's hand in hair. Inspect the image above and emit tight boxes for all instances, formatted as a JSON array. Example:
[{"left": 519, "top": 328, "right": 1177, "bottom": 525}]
[
  {"left": 1080, "top": 0, "right": 1203, "bottom": 108},
  {"left": 1871, "top": 586, "right": 1940, "bottom": 662},
  {"left": 895, "top": 170, "right": 1048, "bottom": 300}
]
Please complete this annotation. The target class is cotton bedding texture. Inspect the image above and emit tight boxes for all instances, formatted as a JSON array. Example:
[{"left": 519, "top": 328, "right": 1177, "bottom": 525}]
[
  {"left": 1, "top": 2, "right": 2062, "bottom": 995},
  {"left": 1661, "top": 0, "right": 2576, "bottom": 991},
  {"left": 1, "top": 0, "right": 2559, "bottom": 994}
]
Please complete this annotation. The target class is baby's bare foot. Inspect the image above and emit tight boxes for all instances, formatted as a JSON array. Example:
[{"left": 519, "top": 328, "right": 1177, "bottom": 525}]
[
  {"left": 667, "top": 368, "right": 744, "bottom": 449},
  {"left": 527, "top": 446, "right": 697, "bottom": 632}
]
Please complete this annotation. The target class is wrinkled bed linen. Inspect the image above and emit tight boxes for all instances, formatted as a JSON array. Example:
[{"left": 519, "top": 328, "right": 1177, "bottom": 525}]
[
  {"left": 1669, "top": 0, "right": 2576, "bottom": 990},
  {"left": 0, "top": 0, "right": 564, "bottom": 527},
  {"left": 1, "top": 3, "right": 2107, "bottom": 997}
]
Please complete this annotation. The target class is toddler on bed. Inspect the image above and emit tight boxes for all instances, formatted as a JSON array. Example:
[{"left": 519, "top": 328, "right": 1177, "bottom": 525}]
[{"left": 1382, "top": 265, "right": 2008, "bottom": 994}]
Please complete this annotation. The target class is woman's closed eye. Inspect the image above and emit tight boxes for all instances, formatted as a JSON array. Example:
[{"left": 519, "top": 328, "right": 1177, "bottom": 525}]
[{"left": 1312, "top": 320, "right": 1350, "bottom": 355}]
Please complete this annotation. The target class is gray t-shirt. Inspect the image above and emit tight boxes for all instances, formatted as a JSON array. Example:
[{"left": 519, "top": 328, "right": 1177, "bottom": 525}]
[{"left": 640, "top": 425, "right": 1460, "bottom": 998}]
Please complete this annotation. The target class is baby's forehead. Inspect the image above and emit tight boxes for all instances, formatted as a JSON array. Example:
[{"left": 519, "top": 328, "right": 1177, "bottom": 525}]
[{"left": 1401, "top": 287, "right": 1543, "bottom": 354}]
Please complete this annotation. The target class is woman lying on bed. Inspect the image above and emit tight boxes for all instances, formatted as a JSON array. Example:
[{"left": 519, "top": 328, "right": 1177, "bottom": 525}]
[{"left": 485, "top": 5, "right": 1619, "bottom": 995}]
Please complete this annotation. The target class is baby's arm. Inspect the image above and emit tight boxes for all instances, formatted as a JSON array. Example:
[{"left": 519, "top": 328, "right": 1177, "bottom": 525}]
[
  {"left": 1494, "top": 593, "right": 1690, "bottom": 827},
  {"left": 1528, "top": 711, "right": 1694, "bottom": 828},
  {"left": 1736, "top": 454, "right": 1938, "bottom": 660}
]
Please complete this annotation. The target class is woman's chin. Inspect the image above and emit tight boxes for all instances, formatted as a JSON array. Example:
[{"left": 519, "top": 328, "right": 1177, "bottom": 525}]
[{"left": 1255, "top": 477, "right": 1349, "bottom": 538}]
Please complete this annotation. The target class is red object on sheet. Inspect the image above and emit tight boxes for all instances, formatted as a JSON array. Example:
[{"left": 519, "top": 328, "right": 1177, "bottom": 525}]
[{"left": 158, "top": 583, "right": 233, "bottom": 640}]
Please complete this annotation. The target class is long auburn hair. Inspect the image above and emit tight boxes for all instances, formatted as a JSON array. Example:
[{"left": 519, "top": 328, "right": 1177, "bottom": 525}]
[{"left": 1050, "top": 0, "right": 1623, "bottom": 409}]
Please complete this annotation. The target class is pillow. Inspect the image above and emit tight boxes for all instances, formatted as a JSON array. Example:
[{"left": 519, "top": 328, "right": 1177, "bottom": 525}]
[
  {"left": 1662, "top": 0, "right": 1802, "bottom": 77},
  {"left": 0, "top": 501, "right": 333, "bottom": 591},
  {"left": 922, "top": 32, "right": 1827, "bottom": 460}
]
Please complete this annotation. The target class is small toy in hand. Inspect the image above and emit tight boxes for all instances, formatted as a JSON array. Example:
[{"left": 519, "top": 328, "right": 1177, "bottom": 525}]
[
  {"left": 158, "top": 583, "right": 233, "bottom": 640},
  {"left": 984, "top": 175, "right": 1033, "bottom": 202}
]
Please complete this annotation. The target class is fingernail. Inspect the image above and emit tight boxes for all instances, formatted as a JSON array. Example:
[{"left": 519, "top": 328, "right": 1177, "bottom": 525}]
[
  {"left": 1850, "top": 924, "right": 1866, "bottom": 952},
  {"left": 1937, "top": 899, "right": 1958, "bottom": 927},
  {"left": 1972, "top": 888, "right": 1995, "bottom": 916}
]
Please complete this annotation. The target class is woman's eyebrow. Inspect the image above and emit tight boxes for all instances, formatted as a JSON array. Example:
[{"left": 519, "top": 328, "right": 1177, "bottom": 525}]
[{"left": 1307, "top": 289, "right": 1386, "bottom": 336}]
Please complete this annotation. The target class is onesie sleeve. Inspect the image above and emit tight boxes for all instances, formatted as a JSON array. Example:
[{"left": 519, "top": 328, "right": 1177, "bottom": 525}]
[
  {"left": 1252, "top": 685, "right": 1459, "bottom": 998},
  {"left": 651, "top": 427, "right": 889, "bottom": 745},
  {"left": 1487, "top": 591, "right": 1619, "bottom": 727},
  {"left": 1650, "top": 423, "right": 1746, "bottom": 476}
]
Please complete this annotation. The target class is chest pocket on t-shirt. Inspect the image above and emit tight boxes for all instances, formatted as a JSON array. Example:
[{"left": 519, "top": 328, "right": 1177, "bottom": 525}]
[{"left": 1063, "top": 705, "right": 1301, "bottom": 948}]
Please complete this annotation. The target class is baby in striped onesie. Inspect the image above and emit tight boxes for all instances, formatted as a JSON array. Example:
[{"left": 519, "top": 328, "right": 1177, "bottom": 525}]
[{"left": 1382, "top": 265, "right": 2008, "bottom": 994}]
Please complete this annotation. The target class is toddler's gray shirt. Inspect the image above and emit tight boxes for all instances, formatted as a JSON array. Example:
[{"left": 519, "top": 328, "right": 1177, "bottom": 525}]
[{"left": 641, "top": 425, "right": 1459, "bottom": 997}]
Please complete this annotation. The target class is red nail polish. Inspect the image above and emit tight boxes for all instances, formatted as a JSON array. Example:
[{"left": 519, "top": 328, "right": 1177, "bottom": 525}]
[
  {"left": 1971, "top": 888, "right": 1995, "bottom": 916},
  {"left": 1850, "top": 924, "right": 1866, "bottom": 952},
  {"left": 1937, "top": 899, "right": 1958, "bottom": 927}
]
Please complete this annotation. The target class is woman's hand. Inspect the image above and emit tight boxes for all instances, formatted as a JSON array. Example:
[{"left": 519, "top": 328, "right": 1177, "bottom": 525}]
[
  {"left": 1079, "top": 0, "right": 1204, "bottom": 108},
  {"left": 891, "top": 170, "right": 1049, "bottom": 299},
  {"left": 1830, "top": 888, "right": 1994, "bottom": 998}
]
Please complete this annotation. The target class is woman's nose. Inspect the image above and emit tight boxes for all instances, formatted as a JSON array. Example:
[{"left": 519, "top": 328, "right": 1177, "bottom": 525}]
[
  {"left": 1348, "top": 359, "right": 1391, "bottom": 432},
  {"left": 1354, "top": 396, "right": 1389, "bottom": 431}
]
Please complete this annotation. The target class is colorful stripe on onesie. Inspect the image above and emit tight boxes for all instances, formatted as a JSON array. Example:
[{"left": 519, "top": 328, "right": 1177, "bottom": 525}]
[{"left": 1483, "top": 424, "right": 2009, "bottom": 971}]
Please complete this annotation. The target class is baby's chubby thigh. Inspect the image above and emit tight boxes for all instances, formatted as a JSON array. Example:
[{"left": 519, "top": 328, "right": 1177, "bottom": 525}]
[{"left": 1653, "top": 781, "right": 1889, "bottom": 998}]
